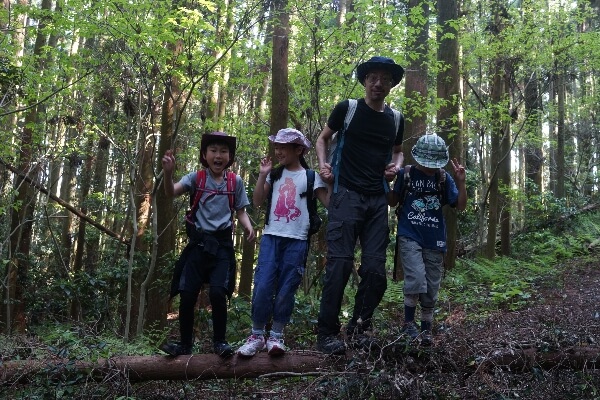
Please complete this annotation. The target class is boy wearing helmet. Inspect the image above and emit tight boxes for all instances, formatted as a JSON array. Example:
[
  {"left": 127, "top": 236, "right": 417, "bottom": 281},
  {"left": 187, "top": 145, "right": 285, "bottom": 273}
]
[
  {"left": 161, "top": 132, "right": 255, "bottom": 357},
  {"left": 388, "top": 133, "right": 466, "bottom": 346}
]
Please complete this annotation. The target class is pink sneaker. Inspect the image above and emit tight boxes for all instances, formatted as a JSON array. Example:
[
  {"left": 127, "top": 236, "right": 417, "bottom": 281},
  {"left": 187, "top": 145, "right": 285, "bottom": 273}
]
[
  {"left": 266, "top": 336, "right": 287, "bottom": 356},
  {"left": 237, "top": 334, "right": 265, "bottom": 357}
]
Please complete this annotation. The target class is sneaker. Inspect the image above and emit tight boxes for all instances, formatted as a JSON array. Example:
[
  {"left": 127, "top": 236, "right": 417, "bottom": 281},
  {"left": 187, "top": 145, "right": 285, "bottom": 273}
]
[
  {"left": 160, "top": 341, "right": 192, "bottom": 356},
  {"left": 400, "top": 321, "right": 420, "bottom": 341},
  {"left": 266, "top": 336, "right": 287, "bottom": 356},
  {"left": 237, "top": 334, "right": 266, "bottom": 357},
  {"left": 213, "top": 341, "right": 234, "bottom": 358},
  {"left": 316, "top": 335, "right": 346, "bottom": 355}
]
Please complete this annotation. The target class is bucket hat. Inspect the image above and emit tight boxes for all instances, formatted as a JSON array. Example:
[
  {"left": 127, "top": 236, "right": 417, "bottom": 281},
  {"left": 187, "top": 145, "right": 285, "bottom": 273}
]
[
  {"left": 200, "top": 131, "right": 237, "bottom": 168},
  {"left": 356, "top": 56, "right": 405, "bottom": 87},
  {"left": 268, "top": 128, "right": 311, "bottom": 154},
  {"left": 411, "top": 134, "right": 449, "bottom": 168}
]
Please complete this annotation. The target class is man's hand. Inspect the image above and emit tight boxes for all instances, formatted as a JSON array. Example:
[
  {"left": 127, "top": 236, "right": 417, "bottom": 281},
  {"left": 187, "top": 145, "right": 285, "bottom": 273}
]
[
  {"left": 319, "top": 163, "right": 334, "bottom": 184},
  {"left": 384, "top": 162, "right": 398, "bottom": 182}
]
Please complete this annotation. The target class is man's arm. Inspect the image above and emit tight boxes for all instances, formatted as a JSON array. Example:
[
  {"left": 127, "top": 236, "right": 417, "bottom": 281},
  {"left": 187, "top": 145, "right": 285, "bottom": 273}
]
[
  {"left": 315, "top": 125, "right": 336, "bottom": 184},
  {"left": 385, "top": 144, "right": 404, "bottom": 181}
]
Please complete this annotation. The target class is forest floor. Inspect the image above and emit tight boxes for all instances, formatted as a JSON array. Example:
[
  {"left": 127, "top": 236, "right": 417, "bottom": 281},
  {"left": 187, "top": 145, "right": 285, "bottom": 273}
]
[
  {"left": 127, "top": 253, "right": 600, "bottom": 400},
  {"left": 2, "top": 253, "right": 599, "bottom": 399}
]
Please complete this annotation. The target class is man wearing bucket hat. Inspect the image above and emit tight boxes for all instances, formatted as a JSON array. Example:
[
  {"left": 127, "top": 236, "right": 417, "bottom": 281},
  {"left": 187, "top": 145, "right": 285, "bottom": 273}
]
[
  {"left": 237, "top": 128, "right": 329, "bottom": 357},
  {"left": 314, "top": 56, "right": 405, "bottom": 354},
  {"left": 160, "top": 132, "right": 255, "bottom": 358},
  {"left": 388, "top": 133, "right": 466, "bottom": 346}
]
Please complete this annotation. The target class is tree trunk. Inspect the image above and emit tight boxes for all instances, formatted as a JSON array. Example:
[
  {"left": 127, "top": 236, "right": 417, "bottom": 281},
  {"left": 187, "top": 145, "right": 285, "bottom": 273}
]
[
  {"left": 0, "top": 352, "right": 342, "bottom": 384},
  {"left": 5, "top": 0, "right": 53, "bottom": 334},
  {"left": 436, "top": 0, "right": 460, "bottom": 270},
  {"left": 555, "top": 68, "right": 566, "bottom": 199},
  {"left": 403, "top": 0, "right": 430, "bottom": 163},
  {"left": 270, "top": 0, "right": 289, "bottom": 134},
  {"left": 484, "top": 0, "right": 507, "bottom": 259}
]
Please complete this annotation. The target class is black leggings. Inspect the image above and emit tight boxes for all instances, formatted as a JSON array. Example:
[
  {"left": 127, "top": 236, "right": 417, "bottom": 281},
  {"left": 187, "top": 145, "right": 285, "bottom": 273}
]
[{"left": 179, "top": 286, "right": 228, "bottom": 346}]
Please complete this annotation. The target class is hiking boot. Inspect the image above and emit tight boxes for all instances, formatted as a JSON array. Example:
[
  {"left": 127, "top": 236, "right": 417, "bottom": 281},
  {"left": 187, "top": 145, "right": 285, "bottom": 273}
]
[
  {"left": 420, "top": 320, "right": 433, "bottom": 346},
  {"left": 237, "top": 334, "right": 266, "bottom": 357},
  {"left": 316, "top": 335, "right": 346, "bottom": 355},
  {"left": 266, "top": 336, "right": 287, "bottom": 356},
  {"left": 213, "top": 341, "right": 234, "bottom": 358},
  {"left": 400, "top": 321, "right": 420, "bottom": 341},
  {"left": 160, "top": 341, "right": 192, "bottom": 356},
  {"left": 348, "top": 333, "right": 380, "bottom": 351},
  {"left": 420, "top": 330, "right": 433, "bottom": 346}
]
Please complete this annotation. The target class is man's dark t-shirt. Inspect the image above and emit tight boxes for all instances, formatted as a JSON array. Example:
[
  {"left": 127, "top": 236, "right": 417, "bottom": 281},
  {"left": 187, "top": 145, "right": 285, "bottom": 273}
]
[{"left": 327, "top": 98, "right": 404, "bottom": 195}]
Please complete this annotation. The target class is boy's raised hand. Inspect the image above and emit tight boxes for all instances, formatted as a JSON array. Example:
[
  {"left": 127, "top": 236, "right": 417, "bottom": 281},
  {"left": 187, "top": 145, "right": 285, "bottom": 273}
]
[
  {"left": 162, "top": 150, "right": 176, "bottom": 175},
  {"left": 450, "top": 158, "right": 466, "bottom": 182}
]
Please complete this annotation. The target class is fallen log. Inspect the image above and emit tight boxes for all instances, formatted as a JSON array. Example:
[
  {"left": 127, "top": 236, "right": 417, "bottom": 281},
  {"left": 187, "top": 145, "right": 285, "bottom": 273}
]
[
  {"left": 1, "top": 351, "right": 345, "bottom": 384},
  {"left": 475, "top": 346, "right": 599, "bottom": 372}
]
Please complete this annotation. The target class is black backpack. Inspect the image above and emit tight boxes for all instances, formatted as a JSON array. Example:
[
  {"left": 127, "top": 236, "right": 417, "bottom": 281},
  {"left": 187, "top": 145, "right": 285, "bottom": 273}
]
[{"left": 264, "top": 166, "right": 322, "bottom": 237}]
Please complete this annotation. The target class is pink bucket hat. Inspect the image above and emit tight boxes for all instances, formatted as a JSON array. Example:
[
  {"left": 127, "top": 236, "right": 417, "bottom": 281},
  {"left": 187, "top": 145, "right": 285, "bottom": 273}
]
[{"left": 268, "top": 128, "right": 311, "bottom": 153}]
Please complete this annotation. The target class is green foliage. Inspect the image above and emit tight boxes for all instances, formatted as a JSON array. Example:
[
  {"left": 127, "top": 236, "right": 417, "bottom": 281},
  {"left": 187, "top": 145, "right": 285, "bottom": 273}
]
[{"left": 440, "top": 210, "right": 600, "bottom": 318}]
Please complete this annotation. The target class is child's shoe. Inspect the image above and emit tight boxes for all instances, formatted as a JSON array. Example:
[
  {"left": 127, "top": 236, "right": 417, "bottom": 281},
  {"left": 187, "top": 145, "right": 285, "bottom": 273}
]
[
  {"left": 160, "top": 341, "right": 192, "bottom": 356},
  {"left": 420, "top": 321, "right": 433, "bottom": 346},
  {"left": 213, "top": 341, "right": 234, "bottom": 358},
  {"left": 400, "top": 321, "right": 420, "bottom": 341},
  {"left": 266, "top": 336, "right": 286, "bottom": 356},
  {"left": 316, "top": 335, "right": 346, "bottom": 355},
  {"left": 237, "top": 334, "right": 266, "bottom": 357}
]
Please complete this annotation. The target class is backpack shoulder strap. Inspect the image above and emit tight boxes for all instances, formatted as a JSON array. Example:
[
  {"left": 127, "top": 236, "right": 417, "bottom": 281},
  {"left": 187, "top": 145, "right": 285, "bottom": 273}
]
[
  {"left": 189, "top": 170, "right": 206, "bottom": 209},
  {"left": 392, "top": 108, "right": 402, "bottom": 133},
  {"left": 332, "top": 99, "right": 357, "bottom": 193},
  {"left": 225, "top": 171, "right": 236, "bottom": 213},
  {"left": 264, "top": 165, "right": 285, "bottom": 226},
  {"left": 438, "top": 168, "right": 447, "bottom": 205},
  {"left": 306, "top": 169, "right": 315, "bottom": 199},
  {"left": 395, "top": 165, "right": 412, "bottom": 217}
]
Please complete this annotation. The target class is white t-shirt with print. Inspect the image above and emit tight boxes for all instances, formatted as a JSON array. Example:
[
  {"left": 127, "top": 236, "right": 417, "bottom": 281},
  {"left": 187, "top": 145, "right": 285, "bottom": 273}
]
[{"left": 264, "top": 168, "right": 326, "bottom": 240}]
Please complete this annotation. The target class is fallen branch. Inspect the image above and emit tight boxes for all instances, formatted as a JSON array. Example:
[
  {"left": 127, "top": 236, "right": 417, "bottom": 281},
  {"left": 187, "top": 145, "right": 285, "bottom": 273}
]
[{"left": 0, "top": 158, "right": 129, "bottom": 245}]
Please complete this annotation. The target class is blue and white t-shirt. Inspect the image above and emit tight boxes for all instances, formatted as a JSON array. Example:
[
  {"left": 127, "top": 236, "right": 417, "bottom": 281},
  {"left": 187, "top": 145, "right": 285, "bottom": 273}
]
[{"left": 393, "top": 167, "right": 459, "bottom": 252}]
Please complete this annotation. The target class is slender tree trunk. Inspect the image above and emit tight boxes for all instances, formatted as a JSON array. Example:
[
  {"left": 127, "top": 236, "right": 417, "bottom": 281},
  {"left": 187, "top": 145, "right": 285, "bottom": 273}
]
[
  {"left": 499, "top": 75, "right": 511, "bottom": 257},
  {"left": 270, "top": 0, "right": 289, "bottom": 134},
  {"left": 403, "top": 0, "right": 430, "bottom": 166},
  {"left": 437, "top": 0, "right": 460, "bottom": 270},
  {"left": 484, "top": 0, "right": 507, "bottom": 259},
  {"left": 238, "top": 8, "right": 271, "bottom": 298},
  {"left": 5, "top": 0, "right": 53, "bottom": 333},
  {"left": 555, "top": 68, "right": 566, "bottom": 199}
]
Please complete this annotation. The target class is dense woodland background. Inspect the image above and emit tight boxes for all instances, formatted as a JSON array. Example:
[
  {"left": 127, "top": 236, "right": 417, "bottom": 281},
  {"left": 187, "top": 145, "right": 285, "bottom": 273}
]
[{"left": 1, "top": 0, "right": 599, "bottom": 348}]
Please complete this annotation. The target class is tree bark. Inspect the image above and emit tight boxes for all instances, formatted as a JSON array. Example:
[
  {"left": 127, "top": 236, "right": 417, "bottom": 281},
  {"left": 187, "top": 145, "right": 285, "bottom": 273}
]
[
  {"left": 436, "top": 0, "right": 461, "bottom": 270},
  {"left": 270, "top": 0, "right": 289, "bottom": 134},
  {"left": 0, "top": 352, "right": 342, "bottom": 384},
  {"left": 403, "top": 0, "right": 430, "bottom": 163},
  {"left": 5, "top": 0, "right": 53, "bottom": 333}
]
